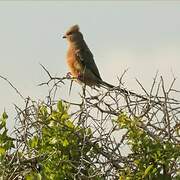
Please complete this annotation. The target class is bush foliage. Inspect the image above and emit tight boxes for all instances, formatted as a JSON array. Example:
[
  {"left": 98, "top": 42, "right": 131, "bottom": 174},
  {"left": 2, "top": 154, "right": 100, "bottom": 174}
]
[{"left": 0, "top": 74, "right": 180, "bottom": 179}]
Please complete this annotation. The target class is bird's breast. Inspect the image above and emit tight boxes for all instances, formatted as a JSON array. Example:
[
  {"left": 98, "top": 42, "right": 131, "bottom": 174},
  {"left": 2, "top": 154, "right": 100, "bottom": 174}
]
[{"left": 66, "top": 49, "right": 83, "bottom": 77}]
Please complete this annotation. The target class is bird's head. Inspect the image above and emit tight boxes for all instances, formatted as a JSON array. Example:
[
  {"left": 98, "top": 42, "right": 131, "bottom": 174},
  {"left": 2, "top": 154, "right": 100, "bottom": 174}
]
[{"left": 62, "top": 25, "right": 83, "bottom": 43}]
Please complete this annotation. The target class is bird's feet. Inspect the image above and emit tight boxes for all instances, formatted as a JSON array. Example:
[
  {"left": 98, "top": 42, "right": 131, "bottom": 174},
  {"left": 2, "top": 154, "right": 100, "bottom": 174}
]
[
  {"left": 66, "top": 72, "right": 72, "bottom": 79},
  {"left": 66, "top": 72, "right": 83, "bottom": 81},
  {"left": 77, "top": 73, "right": 83, "bottom": 81}
]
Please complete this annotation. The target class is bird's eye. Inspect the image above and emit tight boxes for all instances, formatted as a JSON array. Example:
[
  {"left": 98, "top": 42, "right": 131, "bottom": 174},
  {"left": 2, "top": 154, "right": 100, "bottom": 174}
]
[{"left": 67, "top": 32, "right": 73, "bottom": 35}]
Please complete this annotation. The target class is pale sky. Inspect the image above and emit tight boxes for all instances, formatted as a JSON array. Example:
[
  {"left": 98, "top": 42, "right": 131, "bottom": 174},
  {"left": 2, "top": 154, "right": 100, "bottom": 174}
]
[{"left": 0, "top": 1, "right": 180, "bottom": 129}]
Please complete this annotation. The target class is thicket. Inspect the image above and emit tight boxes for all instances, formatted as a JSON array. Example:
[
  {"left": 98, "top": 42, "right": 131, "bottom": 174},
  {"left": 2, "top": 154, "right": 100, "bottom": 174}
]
[{"left": 0, "top": 69, "right": 179, "bottom": 179}]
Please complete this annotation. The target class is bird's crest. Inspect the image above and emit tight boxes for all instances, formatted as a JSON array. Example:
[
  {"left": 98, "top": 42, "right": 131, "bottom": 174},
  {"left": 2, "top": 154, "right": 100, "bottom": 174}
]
[{"left": 66, "top": 25, "right": 80, "bottom": 35}]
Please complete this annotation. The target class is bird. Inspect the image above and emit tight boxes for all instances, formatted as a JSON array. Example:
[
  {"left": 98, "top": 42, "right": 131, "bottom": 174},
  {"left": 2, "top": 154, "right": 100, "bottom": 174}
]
[
  {"left": 62, "top": 24, "right": 114, "bottom": 89},
  {"left": 62, "top": 25, "right": 150, "bottom": 101}
]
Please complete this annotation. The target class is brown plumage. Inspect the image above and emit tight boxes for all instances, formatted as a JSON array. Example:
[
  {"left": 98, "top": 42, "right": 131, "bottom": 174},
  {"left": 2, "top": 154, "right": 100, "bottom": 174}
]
[{"left": 63, "top": 25, "right": 114, "bottom": 88}]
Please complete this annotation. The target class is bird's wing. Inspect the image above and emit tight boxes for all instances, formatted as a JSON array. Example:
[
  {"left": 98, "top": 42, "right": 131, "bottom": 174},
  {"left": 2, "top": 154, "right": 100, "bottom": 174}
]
[{"left": 75, "top": 47, "right": 102, "bottom": 80}]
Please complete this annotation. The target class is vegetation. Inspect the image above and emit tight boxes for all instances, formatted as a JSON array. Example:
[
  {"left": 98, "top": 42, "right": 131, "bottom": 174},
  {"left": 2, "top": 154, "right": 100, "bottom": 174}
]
[{"left": 0, "top": 71, "right": 179, "bottom": 179}]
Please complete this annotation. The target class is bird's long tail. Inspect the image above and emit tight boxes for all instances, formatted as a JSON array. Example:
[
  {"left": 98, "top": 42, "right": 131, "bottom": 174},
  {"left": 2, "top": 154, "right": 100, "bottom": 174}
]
[
  {"left": 100, "top": 80, "right": 150, "bottom": 101},
  {"left": 100, "top": 80, "right": 130, "bottom": 94},
  {"left": 101, "top": 81, "right": 142, "bottom": 98},
  {"left": 100, "top": 80, "right": 114, "bottom": 89}
]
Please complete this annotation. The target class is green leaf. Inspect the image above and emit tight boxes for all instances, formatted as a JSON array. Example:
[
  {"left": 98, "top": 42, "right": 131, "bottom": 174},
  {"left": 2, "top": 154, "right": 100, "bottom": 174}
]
[
  {"left": 0, "top": 112, "right": 8, "bottom": 128},
  {"left": 62, "top": 139, "right": 69, "bottom": 147},
  {"left": 57, "top": 101, "right": 64, "bottom": 112},
  {"left": 4, "top": 139, "right": 15, "bottom": 149},
  {"left": 0, "top": 147, "right": 5, "bottom": 155},
  {"left": 152, "top": 167, "right": 157, "bottom": 174},
  {"left": 2, "top": 112, "right": 8, "bottom": 119},
  {"left": 65, "top": 120, "right": 74, "bottom": 128},
  {"left": 29, "top": 136, "right": 39, "bottom": 148},
  {"left": 25, "top": 171, "right": 42, "bottom": 180},
  {"left": 143, "top": 164, "right": 154, "bottom": 178},
  {"left": 134, "top": 160, "right": 139, "bottom": 165},
  {"left": 50, "top": 137, "right": 57, "bottom": 144},
  {"left": 61, "top": 113, "right": 69, "bottom": 121},
  {"left": 39, "top": 105, "right": 48, "bottom": 117}
]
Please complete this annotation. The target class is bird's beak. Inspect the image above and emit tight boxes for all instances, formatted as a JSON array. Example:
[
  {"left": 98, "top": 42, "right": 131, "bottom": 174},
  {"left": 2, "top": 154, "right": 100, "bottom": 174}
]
[{"left": 62, "top": 35, "right": 66, "bottom": 39}]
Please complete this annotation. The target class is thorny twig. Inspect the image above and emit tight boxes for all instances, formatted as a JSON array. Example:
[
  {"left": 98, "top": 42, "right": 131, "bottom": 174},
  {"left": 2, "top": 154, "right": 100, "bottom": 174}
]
[{"left": 1, "top": 66, "right": 180, "bottom": 179}]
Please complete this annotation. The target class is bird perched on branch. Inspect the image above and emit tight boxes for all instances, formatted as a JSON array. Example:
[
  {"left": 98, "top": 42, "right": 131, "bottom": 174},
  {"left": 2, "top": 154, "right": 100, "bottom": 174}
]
[
  {"left": 63, "top": 24, "right": 114, "bottom": 89},
  {"left": 62, "top": 25, "right": 148, "bottom": 99}
]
